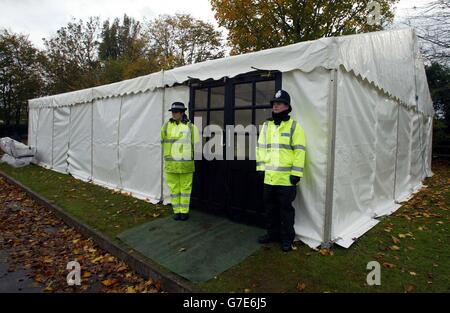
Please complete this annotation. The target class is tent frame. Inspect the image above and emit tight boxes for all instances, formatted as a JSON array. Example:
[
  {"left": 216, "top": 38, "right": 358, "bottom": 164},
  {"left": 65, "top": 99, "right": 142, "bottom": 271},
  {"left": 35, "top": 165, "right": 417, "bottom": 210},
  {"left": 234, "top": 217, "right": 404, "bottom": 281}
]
[{"left": 322, "top": 68, "right": 338, "bottom": 248}]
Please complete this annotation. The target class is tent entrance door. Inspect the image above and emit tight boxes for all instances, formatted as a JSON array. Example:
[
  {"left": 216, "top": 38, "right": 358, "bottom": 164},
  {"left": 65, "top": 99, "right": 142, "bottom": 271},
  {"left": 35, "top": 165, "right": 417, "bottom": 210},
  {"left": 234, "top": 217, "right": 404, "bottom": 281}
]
[{"left": 189, "top": 71, "right": 281, "bottom": 227}]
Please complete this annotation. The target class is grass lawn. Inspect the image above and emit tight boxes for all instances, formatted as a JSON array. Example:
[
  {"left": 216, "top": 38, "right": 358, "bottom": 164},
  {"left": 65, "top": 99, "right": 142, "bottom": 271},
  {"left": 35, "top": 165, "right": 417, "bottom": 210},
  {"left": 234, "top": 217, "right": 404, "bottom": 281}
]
[{"left": 0, "top": 160, "right": 449, "bottom": 293}]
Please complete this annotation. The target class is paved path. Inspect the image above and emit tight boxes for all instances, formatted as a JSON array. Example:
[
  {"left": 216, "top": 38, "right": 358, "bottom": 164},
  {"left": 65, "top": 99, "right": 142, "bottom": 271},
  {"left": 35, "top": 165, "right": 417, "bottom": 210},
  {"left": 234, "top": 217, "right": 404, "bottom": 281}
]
[{"left": 0, "top": 248, "right": 42, "bottom": 293}]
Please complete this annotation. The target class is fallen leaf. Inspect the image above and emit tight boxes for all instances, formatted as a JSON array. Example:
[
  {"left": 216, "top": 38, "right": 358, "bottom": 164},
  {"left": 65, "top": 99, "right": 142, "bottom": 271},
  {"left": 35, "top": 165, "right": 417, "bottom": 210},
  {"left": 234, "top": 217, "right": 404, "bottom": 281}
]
[
  {"left": 319, "top": 248, "right": 333, "bottom": 256},
  {"left": 116, "top": 266, "right": 128, "bottom": 272},
  {"left": 390, "top": 245, "right": 401, "bottom": 251},
  {"left": 391, "top": 236, "right": 401, "bottom": 244},
  {"left": 404, "top": 284, "right": 415, "bottom": 293},
  {"left": 296, "top": 282, "right": 306, "bottom": 292},
  {"left": 409, "top": 271, "right": 417, "bottom": 276},
  {"left": 42, "top": 256, "right": 53, "bottom": 263},
  {"left": 92, "top": 256, "right": 103, "bottom": 263},
  {"left": 102, "top": 278, "right": 119, "bottom": 287},
  {"left": 178, "top": 247, "right": 186, "bottom": 252},
  {"left": 382, "top": 262, "right": 396, "bottom": 269},
  {"left": 34, "top": 274, "right": 45, "bottom": 283},
  {"left": 82, "top": 271, "right": 92, "bottom": 278}
]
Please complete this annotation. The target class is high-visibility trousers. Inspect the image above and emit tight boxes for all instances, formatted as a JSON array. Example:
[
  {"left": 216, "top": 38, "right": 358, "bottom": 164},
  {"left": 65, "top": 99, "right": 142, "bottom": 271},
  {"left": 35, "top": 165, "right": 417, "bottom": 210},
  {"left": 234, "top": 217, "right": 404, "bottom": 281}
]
[{"left": 165, "top": 172, "right": 193, "bottom": 214}]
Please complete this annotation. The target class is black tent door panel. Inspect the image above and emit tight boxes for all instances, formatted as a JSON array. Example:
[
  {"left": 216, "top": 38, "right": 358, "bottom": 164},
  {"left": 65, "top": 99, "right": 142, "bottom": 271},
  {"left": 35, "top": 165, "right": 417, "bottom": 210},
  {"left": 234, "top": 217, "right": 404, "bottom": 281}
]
[{"left": 189, "top": 71, "right": 281, "bottom": 227}]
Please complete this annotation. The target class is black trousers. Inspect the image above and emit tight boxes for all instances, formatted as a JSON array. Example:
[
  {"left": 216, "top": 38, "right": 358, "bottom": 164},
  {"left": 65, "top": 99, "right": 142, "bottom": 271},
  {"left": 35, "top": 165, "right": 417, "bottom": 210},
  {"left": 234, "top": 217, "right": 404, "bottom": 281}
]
[{"left": 263, "top": 184, "right": 297, "bottom": 242}]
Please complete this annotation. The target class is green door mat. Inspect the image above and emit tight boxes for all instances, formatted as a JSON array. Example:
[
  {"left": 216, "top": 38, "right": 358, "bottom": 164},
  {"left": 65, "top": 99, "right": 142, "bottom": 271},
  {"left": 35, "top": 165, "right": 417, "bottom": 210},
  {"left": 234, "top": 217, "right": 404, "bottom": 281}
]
[{"left": 117, "top": 211, "right": 265, "bottom": 283}]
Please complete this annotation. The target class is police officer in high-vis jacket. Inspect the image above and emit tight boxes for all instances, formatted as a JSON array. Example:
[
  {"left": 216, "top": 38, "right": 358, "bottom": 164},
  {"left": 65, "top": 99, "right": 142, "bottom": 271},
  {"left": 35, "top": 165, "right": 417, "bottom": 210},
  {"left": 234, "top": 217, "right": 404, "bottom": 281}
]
[
  {"left": 256, "top": 90, "right": 306, "bottom": 252},
  {"left": 161, "top": 102, "right": 200, "bottom": 221}
]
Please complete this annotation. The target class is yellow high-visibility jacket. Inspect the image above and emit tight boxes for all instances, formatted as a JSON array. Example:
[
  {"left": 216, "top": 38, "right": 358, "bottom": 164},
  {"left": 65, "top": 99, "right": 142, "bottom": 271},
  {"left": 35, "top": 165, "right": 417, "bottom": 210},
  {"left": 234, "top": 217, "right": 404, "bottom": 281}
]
[
  {"left": 256, "top": 117, "right": 306, "bottom": 186},
  {"left": 161, "top": 119, "right": 200, "bottom": 173}
]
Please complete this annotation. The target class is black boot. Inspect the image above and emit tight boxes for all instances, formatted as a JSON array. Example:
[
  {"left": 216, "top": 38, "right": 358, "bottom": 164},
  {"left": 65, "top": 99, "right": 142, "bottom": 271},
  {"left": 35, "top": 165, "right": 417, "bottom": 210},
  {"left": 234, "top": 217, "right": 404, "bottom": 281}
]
[
  {"left": 173, "top": 213, "right": 181, "bottom": 221},
  {"left": 281, "top": 240, "right": 293, "bottom": 252},
  {"left": 179, "top": 213, "right": 189, "bottom": 221}
]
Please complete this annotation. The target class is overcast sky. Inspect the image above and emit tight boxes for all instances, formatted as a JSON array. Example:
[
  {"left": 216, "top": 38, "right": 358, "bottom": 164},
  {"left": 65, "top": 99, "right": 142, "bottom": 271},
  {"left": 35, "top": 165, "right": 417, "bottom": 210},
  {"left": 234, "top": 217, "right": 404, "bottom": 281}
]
[{"left": 0, "top": 0, "right": 433, "bottom": 49}]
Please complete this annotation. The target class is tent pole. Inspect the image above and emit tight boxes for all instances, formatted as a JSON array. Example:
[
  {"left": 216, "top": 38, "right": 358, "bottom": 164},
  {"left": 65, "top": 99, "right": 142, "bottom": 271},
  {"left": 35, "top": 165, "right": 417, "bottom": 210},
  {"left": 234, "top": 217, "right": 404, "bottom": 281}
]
[
  {"left": 90, "top": 94, "right": 94, "bottom": 182},
  {"left": 67, "top": 106, "right": 72, "bottom": 173},
  {"left": 414, "top": 67, "right": 427, "bottom": 181},
  {"left": 322, "top": 68, "right": 338, "bottom": 249},
  {"left": 160, "top": 70, "right": 166, "bottom": 202},
  {"left": 27, "top": 102, "right": 31, "bottom": 146},
  {"left": 51, "top": 107, "right": 55, "bottom": 168},
  {"left": 35, "top": 108, "right": 40, "bottom": 163},
  {"left": 393, "top": 103, "right": 401, "bottom": 201},
  {"left": 117, "top": 96, "right": 124, "bottom": 189},
  {"left": 412, "top": 32, "right": 427, "bottom": 180}
]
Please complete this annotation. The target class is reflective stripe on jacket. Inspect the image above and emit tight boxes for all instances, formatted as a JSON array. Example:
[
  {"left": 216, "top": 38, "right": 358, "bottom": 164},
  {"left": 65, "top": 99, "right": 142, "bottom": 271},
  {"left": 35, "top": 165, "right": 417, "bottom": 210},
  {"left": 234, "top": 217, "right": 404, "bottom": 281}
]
[
  {"left": 256, "top": 117, "right": 306, "bottom": 186},
  {"left": 161, "top": 120, "right": 200, "bottom": 173}
]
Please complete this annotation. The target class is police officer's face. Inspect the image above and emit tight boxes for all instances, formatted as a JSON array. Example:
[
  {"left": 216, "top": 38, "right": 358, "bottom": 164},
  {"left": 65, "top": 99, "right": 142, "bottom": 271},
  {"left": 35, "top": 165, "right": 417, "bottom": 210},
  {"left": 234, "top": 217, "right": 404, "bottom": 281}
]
[
  {"left": 172, "top": 110, "right": 183, "bottom": 121},
  {"left": 272, "top": 102, "right": 289, "bottom": 113}
]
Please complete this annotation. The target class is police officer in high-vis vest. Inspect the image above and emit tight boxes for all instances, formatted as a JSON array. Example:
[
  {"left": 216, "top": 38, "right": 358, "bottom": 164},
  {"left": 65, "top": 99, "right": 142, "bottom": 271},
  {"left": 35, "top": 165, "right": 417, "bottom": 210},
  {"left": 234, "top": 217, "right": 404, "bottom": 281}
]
[
  {"left": 256, "top": 90, "right": 306, "bottom": 252},
  {"left": 161, "top": 102, "right": 200, "bottom": 221}
]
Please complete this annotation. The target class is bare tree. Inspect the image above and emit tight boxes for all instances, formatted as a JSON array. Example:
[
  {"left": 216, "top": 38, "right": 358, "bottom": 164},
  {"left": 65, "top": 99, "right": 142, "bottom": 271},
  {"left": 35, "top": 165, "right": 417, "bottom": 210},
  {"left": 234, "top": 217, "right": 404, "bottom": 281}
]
[{"left": 403, "top": 0, "right": 449, "bottom": 65}]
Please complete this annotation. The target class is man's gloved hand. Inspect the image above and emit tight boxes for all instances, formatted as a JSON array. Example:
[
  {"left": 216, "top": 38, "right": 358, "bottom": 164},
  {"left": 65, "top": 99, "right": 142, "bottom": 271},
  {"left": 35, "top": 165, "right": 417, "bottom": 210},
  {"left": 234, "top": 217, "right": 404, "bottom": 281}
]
[
  {"left": 257, "top": 171, "right": 265, "bottom": 180},
  {"left": 290, "top": 175, "right": 301, "bottom": 185}
]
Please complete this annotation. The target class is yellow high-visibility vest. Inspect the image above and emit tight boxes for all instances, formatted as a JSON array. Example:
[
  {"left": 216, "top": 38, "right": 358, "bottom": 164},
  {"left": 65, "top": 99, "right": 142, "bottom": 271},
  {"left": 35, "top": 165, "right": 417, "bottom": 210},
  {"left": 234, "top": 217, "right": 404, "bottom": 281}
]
[
  {"left": 160, "top": 119, "right": 200, "bottom": 173},
  {"left": 256, "top": 117, "right": 306, "bottom": 186}
]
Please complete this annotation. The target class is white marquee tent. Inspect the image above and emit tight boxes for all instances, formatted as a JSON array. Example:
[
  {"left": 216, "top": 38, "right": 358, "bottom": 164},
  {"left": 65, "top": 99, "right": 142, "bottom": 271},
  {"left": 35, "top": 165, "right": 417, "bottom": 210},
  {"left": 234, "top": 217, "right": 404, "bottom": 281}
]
[{"left": 28, "top": 28, "right": 434, "bottom": 248}]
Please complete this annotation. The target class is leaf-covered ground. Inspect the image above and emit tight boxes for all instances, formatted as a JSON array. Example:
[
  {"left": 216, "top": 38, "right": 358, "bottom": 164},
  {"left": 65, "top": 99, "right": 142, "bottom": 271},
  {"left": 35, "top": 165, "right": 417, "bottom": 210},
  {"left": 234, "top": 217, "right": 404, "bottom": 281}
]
[
  {"left": 0, "top": 176, "right": 162, "bottom": 293},
  {"left": 0, "top": 163, "right": 170, "bottom": 239}
]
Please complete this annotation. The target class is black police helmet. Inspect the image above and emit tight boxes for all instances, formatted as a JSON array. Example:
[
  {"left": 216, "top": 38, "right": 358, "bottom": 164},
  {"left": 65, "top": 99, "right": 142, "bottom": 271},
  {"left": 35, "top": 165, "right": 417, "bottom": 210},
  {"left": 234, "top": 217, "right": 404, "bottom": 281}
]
[
  {"left": 168, "top": 102, "right": 187, "bottom": 112},
  {"left": 270, "top": 90, "right": 291, "bottom": 112}
]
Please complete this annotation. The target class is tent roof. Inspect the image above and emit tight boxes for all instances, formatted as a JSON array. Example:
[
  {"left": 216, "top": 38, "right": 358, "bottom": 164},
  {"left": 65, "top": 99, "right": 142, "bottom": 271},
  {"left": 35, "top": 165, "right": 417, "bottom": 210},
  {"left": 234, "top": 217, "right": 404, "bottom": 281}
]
[{"left": 29, "top": 28, "right": 434, "bottom": 117}]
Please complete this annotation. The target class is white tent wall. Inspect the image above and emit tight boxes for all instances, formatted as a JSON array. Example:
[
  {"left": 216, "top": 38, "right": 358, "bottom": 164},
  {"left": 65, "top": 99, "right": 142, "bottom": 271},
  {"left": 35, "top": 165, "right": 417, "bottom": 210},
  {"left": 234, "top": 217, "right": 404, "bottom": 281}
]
[
  {"left": 371, "top": 95, "right": 400, "bottom": 218},
  {"left": 410, "top": 111, "right": 426, "bottom": 190},
  {"left": 35, "top": 107, "right": 53, "bottom": 168},
  {"left": 26, "top": 86, "right": 176, "bottom": 204},
  {"left": 67, "top": 103, "right": 93, "bottom": 182},
  {"left": 52, "top": 107, "right": 70, "bottom": 173},
  {"left": 91, "top": 97, "right": 122, "bottom": 189},
  {"left": 283, "top": 68, "right": 330, "bottom": 248},
  {"left": 332, "top": 69, "right": 380, "bottom": 248},
  {"left": 394, "top": 104, "right": 429, "bottom": 202},
  {"left": 28, "top": 108, "right": 39, "bottom": 152},
  {"left": 331, "top": 67, "right": 433, "bottom": 248},
  {"left": 395, "top": 105, "right": 415, "bottom": 202},
  {"left": 423, "top": 115, "right": 433, "bottom": 177},
  {"left": 118, "top": 90, "right": 164, "bottom": 203}
]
